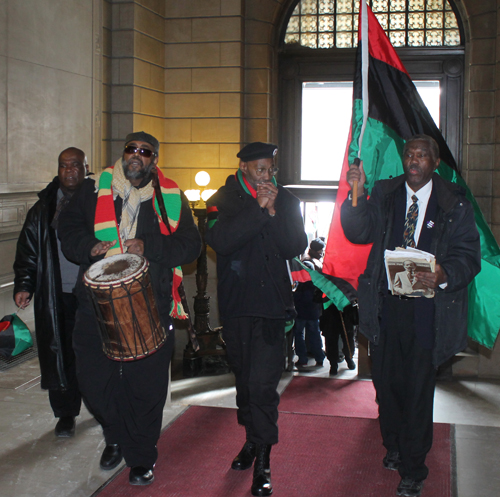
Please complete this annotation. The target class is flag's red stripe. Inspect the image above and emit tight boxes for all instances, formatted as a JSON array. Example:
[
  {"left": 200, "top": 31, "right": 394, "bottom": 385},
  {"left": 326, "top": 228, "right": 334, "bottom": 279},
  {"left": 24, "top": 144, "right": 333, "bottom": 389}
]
[
  {"left": 322, "top": 127, "right": 372, "bottom": 290},
  {"left": 367, "top": 7, "right": 409, "bottom": 76},
  {"left": 291, "top": 270, "right": 311, "bottom": 283}
]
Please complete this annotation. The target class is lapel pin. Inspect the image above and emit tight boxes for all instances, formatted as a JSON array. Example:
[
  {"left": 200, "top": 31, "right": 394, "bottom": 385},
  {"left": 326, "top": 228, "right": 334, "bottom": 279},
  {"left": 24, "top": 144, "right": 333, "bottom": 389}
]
[{"left": 427, "top": 220, "right": 434, "bottom": 229}]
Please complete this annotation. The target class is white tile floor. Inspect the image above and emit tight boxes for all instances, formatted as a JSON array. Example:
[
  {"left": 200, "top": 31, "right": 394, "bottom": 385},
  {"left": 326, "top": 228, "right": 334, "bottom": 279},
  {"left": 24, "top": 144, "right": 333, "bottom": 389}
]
[{"left": 0, "top": 353, "right": 499, "bottom": 497}]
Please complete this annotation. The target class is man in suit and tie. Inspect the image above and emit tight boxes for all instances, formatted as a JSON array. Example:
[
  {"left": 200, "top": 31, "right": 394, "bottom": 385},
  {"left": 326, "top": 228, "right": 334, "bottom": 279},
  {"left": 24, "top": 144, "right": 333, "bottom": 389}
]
[
  {"left": 341, "top": 135, "right": 480, "bottom": 497},
  {"left": 393, "top": 260, "right": 417, "bottom": 295}
]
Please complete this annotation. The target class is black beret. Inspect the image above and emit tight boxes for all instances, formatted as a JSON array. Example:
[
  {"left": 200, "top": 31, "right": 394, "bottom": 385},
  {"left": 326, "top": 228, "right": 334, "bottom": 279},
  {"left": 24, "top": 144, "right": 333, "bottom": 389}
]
[
  {"left": 124, "top": 131, "right": 160, "bottom": 154},
  {"left": 237, "top": 142, "right": 278, "bottom": 162},
  {"left": 309, "top": 238, "right": 326, "bottom": 252}
]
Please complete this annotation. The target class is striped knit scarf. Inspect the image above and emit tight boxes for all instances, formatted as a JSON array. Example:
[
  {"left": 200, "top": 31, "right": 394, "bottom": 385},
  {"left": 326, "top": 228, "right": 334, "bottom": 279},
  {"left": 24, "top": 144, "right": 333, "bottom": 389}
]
[
  {"left": 208, "top": 171, "right": 278, "bottom": 229},
  {"left": 94, "top": 159, "right": 187, "bottom": 319},
  {"left": 236, "top": 169, "right": 277, "bottom": 197}
]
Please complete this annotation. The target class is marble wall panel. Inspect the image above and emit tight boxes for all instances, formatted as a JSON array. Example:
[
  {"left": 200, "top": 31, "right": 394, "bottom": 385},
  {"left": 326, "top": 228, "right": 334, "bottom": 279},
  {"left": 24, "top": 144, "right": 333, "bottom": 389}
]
[
  {"left": 165, "top": 43, "right": 221, "bottom": 68},
  {"left": 221, "top": 42, "right": 242, "bottom": 66},
  {"left": 163, "top": 143, "right": 220, "bottom": 170},
  {"left": 220, "top": 144, "right": 240, "bottom": 169},
  {"left": 245, "top": 0, "right": 280, "bottom": 23},
  {"left": 165, "top": 93, "right": 220, "bottom": 118},
  {"left": 221, "top": 0, "right": 242, "bottom": 16},
  {"left": 192, "top": 17, "right": 241, "bottom": 42},
  {"left": 137, "top": 0, "right": 165, "bottom": 17},
  {"left": 0, "top": 56, "right": 6, "bottom": 185},
  {"left": 192, "top": 68, "right": 241, "bottom": 92},
  {"left": 469, "top": 92, "right": 495, "bottom": 117},
  {"left": 191, "top": 118, "right": 240, "bottom": 142},
  {"left": 136, "top": 32, "right": 164, "bottom": 66},
  {"left": 8, "top": 0, "right": 93, "bottom": 77},
  {"left": 137, "top": 87, "right": 165, "bottom": 117},
  {"left": 244, "top": 118, "right": 269, "bottom": 143},
  {"left": 165, "top": 69, "right": 192, "bottom": 92},
  {"left": 164, "top": 119, "right": 192, "bottom": 142},
  {"left": 220, "top": 93, "right": 241, "bottom": 117},
  {"left": 135, "top": 3, "right": 165, "bottom": 41},
  {"left": 0, "top": 0, "right": 6, "bottom": 57},
  {"left": 165, "top": 0, "right": 221, "bottom": 18},
  {"left": 5, "top": 59, "right": 92, "bottom": 193},
  {"left": 165, "top": 19, "right": 193, "bottom": 43}
]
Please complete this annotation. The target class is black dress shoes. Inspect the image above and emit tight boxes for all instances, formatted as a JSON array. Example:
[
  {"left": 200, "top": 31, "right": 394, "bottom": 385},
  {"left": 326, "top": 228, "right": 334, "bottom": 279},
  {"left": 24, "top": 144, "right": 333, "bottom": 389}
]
[
  {"left": 129, "top": 466, "right": 154, "bottom": 486},
  {"left": 99, "top": 444, "right": 123, "bottom": 470},
  {"left": 346, "top": 357, "right": 356, "bottom": 370},
  {"left": 54, "top": 416, "right": 76, "bottom": 437},
  {"left": 396, "top": 477, "right": 424, "bottom": 497},
  {"left": 383, "top": 450, "right": 401, "bottom": 471},
  {"left": 251, "top": 444, "right": 273, "bottom": 496},
  {"left": 231, "top": 441, "right": 257, "bottom": 470}
]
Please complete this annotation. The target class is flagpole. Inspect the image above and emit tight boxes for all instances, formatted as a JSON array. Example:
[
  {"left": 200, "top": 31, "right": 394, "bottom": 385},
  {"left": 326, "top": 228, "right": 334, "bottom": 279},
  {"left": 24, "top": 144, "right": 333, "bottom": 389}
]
[{"left": 353, "top": 0, "right": 369, "bottom": 207}]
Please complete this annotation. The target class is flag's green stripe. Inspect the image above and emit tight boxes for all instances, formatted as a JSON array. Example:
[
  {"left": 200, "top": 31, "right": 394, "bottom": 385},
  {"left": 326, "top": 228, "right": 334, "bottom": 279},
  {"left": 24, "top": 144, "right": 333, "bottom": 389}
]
[
  {"left": 349, "top": 100, "right": 406, "bottom": 194},
  {"left": 468, "top": 261, "right": 500, "bottom": 348},
  {"left": 350, "top": 100, "right": 500, "bottom": 348},
  {"left": 294, "top": 258, "right": 351, "bottom": 311}
]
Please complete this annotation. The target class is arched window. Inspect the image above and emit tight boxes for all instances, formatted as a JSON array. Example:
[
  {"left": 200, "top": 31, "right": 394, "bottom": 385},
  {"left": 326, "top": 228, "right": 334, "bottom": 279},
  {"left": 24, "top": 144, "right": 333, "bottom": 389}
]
[
  {"left": 278, "top": 0, "right": 464, "bottom": 198},
  {"left": 284, "top": 0, "right": 462, "bottom": 49}
]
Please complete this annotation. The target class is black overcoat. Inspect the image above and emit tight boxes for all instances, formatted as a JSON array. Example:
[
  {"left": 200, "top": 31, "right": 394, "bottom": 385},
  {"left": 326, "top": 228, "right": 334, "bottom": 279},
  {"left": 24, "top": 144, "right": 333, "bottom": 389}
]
[
  {"left": 13, "top": 177, "right": 77, "bottom": 389},
  {"left": 206, "top": 174, "right": 308, "bottom": 320},
  {"left": 341, "top": 173, "right": 481, "bottom": 367}
]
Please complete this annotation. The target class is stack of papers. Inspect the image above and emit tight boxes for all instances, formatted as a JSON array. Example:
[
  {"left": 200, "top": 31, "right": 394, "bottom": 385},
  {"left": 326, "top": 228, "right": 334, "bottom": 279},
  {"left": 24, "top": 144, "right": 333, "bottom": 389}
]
[{"left": 384, "top": 247, "right": 436, "bottom": 298}]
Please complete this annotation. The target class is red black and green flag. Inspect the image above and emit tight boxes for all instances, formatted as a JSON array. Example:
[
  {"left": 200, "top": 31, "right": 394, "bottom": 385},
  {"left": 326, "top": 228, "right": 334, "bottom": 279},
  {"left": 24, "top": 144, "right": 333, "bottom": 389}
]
[
  {"left": 289, "top": 257, "right": 355, "bottom": 311},
  {"left": 322, "top": 2, "right": 500, "bottom": 348}
]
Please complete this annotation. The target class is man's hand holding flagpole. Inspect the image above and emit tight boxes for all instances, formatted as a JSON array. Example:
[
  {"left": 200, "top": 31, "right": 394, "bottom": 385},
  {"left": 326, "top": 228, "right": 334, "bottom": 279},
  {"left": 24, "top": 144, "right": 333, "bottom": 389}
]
[{"left": 347, "top": 157, "right": 366, "bottom": 208}]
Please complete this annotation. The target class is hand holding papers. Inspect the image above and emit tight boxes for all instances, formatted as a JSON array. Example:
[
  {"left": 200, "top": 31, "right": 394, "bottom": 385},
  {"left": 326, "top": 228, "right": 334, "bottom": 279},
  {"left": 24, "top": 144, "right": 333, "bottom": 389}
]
[{"left": 385, "top": 247, "right": 436, "bottom": 298}]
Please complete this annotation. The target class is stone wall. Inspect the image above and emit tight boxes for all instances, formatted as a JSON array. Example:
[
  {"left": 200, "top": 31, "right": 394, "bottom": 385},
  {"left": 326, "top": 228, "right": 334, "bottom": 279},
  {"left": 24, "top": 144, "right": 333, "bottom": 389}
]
[
  {"left": 0, "top": 0, "right": 499, "bottom": 376},
  {"left": 0, "top": 0, "right": 102, "bottom": 314}
]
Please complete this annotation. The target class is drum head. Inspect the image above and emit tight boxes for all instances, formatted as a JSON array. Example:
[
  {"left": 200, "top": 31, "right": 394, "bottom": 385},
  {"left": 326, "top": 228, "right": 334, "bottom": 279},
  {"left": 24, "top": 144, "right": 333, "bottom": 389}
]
[{"left": 84, "top": 253, "right": 148, "bottom": 287}]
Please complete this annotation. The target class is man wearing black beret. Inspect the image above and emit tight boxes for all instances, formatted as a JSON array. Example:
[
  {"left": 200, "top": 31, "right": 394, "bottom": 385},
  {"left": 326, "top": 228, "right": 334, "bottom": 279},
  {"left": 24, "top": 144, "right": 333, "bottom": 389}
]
[{"left": 206, "top": 142, "right": 307, "bottom": 496}]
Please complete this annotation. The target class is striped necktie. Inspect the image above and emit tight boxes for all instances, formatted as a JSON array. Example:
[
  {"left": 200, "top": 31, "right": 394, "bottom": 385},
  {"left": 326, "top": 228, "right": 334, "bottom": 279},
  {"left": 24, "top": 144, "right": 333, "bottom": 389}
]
[{"left": 403, "top": 195, "right": 419, "bottom": 248}]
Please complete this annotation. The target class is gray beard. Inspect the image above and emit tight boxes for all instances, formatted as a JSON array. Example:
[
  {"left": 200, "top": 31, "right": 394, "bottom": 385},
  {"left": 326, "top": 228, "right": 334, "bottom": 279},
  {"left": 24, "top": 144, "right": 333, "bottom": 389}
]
[{"left": 122, "top": 158, "right": 153, "bottom": 181}]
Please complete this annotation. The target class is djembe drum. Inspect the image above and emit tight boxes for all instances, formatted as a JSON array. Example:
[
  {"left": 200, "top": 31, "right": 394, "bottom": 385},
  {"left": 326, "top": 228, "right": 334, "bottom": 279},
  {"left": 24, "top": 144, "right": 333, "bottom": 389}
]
[{"left": 84, "top": 253, "right": 166, "bottom": 361}]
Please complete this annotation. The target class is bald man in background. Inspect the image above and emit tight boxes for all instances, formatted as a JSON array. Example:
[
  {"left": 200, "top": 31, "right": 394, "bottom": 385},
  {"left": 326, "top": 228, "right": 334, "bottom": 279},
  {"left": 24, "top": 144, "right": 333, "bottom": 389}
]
[{"left": 14, "top": 147, "right": 89, "bottom": 437}]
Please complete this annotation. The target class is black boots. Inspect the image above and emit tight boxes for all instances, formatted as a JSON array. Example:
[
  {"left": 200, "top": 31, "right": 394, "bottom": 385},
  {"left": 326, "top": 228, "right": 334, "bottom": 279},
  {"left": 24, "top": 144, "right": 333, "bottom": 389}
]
[
  {"left": 231, "top": 441, "right": 257, "bottom": 470},
  {"left": 251, "top": 444, "right": 273, "bottom": 496},
  {"left": 99, "top": 444, "right": 123, "bottom": 470},
  {"left": 54, "top": 416, "right": 76, "bottom": 437}
]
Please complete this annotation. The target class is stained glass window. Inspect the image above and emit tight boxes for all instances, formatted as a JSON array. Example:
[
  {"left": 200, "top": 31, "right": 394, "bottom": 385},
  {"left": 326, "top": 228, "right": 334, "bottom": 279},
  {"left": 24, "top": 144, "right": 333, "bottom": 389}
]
[{"left": 284, "top": 0, "right": 461, "bottom": 48}]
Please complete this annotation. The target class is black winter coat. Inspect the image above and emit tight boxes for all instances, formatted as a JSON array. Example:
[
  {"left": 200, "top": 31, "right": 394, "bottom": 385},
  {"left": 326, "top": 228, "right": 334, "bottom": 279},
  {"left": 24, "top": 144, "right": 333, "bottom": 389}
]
[
  {"left": 58, "top": 178, "right": 201, "bottom": 327},
  {"left": 13, "top": 177, "right": 81, "bottom": 390},
  {"left": 341, "top": 173, "right": 481, "bottom": 367},
  {"left": 206, "top": 174, "right": 308, "bottom": 320}
]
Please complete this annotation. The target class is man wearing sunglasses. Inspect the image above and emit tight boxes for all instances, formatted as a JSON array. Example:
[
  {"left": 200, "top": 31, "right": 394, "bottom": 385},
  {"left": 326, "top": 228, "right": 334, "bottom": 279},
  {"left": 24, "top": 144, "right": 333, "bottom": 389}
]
[
  {"left": 59, "top": 131, "right": 201, "bottom": 486},
  {"left": 206, "top": 142, "right": 307, "bottom": 496}
]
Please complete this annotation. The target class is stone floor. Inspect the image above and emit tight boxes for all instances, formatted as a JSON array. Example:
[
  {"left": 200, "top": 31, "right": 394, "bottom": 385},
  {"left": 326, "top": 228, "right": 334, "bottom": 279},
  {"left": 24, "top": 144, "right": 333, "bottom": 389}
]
[{"left": 0, "top": 351, "right": 499, "bottom": 497}]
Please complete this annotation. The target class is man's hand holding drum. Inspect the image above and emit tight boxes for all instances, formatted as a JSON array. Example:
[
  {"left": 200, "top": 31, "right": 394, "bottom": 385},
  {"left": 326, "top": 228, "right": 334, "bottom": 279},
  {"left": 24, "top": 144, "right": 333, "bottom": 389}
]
[{"left": 91, "top": 240, "right": 117, "bottom": 257}]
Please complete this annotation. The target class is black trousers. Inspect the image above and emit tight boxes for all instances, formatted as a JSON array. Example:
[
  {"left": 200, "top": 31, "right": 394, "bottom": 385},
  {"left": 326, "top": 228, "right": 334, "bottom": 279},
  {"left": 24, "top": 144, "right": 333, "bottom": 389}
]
[
  {"left": 72, "top": 310, "right": 174, "bottom": 469},
  {"left": 223, "top": 317, "right": 285, "bottom": 445},
  {"left": 320, "top": 305, "right": 355, "bottom": 369},
  {"left": 48, "top": 292, "right": 82, "bottom": 418},
  {"left": 371, "top": 295, "right": 436, "bottom": 481}
]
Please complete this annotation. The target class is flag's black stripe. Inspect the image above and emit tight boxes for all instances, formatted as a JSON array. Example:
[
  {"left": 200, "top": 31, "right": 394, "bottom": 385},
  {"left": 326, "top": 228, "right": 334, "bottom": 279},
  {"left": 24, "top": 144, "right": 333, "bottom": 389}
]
[{"left": 353, "top": 51, "right": 459, "bottom": 173}]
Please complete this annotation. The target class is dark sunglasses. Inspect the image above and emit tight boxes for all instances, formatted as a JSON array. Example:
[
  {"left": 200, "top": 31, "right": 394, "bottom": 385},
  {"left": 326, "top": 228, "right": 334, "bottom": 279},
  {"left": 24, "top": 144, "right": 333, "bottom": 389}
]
[{"left": 124, "top": 145, "right": 157, "bottom": 158}]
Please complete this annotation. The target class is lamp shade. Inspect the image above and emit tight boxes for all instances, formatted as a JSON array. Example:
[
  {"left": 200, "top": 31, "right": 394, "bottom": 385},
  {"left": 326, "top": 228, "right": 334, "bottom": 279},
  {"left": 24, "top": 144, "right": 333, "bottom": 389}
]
[{"left": 195, "top": 171, "right": 210, "bottom": 187}]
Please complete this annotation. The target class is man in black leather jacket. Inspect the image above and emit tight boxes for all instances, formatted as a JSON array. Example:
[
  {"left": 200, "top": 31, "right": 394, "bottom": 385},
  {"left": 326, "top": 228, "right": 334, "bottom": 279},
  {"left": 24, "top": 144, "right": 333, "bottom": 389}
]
[{"left": 14, "top": 147, "right": 88, "bottom": 438}]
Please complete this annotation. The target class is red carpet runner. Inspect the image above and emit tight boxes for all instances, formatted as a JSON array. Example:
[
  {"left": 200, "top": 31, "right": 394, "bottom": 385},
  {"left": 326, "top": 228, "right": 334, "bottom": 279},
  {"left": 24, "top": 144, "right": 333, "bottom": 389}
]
[
  {"left": 279, "top": 376, "right": 379, "bottom": 418},
  {"left": 96, "top": 379, "right": 452, "bottom": 497}
]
